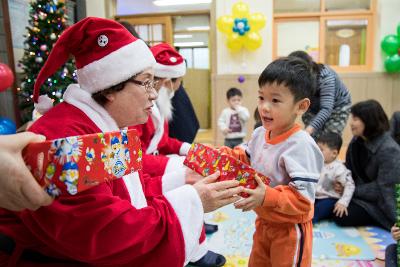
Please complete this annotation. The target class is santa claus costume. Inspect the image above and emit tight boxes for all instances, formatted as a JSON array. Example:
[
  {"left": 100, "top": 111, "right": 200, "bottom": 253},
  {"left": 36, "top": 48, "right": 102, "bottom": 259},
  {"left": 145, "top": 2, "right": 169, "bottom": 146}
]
[
  {"left": 0, "top": 17, "right": 205, "bottom": 267},
  {"left": 132, "top": 43, "right": 224, "bottom": 267}
]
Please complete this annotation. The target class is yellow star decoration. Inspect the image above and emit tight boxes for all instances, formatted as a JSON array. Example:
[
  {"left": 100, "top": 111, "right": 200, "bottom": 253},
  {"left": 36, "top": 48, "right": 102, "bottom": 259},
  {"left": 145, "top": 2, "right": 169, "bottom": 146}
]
[{"left": 217, "top": 1, "right": 266, "bottom": 53}]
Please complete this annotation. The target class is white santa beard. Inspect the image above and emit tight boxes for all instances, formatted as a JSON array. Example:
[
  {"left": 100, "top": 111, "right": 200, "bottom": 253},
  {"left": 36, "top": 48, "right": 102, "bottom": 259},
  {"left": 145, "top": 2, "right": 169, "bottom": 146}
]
[{"left": 156, "top": 87, "right": 174, "bottom": 121}]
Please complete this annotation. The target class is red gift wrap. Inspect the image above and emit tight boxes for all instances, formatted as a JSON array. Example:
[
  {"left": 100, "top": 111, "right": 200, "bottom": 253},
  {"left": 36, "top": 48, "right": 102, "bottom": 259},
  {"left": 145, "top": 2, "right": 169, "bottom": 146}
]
[
  {"left": 184, "top": 143, "right": 270, "bottom": 197},
  {"left": 23, "top": 129, "right": 142, "bottom": 197}
]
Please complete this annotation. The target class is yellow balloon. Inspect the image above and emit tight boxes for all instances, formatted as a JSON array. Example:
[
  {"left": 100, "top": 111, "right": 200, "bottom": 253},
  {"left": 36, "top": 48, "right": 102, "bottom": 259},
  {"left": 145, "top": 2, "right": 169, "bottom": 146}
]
[
  {"left": 232, "top": 2, "right": 250, "bottom": 18},
  {"left": 243, "top": 32, "right": 262, "bottom": 51},
  {"left": 249, "top": 12, "right": 266, "bottom": 31},
  {"left": 217, "top": 15, "right": 234, "bottom": 34},
  {"left": 227, "top": 32, "right": 243, "bottom": 52}
]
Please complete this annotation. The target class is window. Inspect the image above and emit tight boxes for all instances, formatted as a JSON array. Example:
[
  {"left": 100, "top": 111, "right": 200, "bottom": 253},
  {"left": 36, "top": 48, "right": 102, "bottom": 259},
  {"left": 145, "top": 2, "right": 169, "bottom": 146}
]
[{"left": 273, "top": 0, "right": 375, "bottom": 71}]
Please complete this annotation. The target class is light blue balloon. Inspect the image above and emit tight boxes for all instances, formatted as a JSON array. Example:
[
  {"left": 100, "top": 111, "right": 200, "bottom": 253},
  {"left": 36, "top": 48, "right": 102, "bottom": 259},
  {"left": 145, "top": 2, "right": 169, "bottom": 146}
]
[{"left": 0, "top": 117, "right": 16, "bottom": 135}]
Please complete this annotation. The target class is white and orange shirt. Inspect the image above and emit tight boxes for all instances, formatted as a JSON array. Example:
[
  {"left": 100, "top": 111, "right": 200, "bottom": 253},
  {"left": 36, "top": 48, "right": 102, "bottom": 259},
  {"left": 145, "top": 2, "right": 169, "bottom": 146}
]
[{"left": 244, "top": 124, "right": 324, "bottom": 223}]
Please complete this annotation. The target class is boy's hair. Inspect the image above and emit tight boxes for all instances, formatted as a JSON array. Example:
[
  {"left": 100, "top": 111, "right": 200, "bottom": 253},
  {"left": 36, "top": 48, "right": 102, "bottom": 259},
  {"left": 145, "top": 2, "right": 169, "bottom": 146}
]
[
  {"left": 317, "top": 132, "right": 343, "bottom": 152},
  {"left": 258, "top": 57, "right": 316, "bottom": 102},
  {"left": 226, "top": 87, "right": 242, "bottom": 100},
  {"left": 351, "top": 99, "right": 389, "bottom": 140}
]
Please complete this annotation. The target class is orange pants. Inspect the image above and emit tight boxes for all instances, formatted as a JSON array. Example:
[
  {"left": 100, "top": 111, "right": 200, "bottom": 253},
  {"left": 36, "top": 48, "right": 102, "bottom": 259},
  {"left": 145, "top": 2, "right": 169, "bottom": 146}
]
[{"left": 249, "top": 219, "right": 313, "bottom": 267}]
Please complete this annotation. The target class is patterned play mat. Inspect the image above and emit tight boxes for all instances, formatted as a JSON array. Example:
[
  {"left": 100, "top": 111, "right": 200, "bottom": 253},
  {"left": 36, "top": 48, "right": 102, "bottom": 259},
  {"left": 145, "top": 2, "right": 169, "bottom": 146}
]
[{"left": 201, "top": 204, "right": 392, "bottom": 267}]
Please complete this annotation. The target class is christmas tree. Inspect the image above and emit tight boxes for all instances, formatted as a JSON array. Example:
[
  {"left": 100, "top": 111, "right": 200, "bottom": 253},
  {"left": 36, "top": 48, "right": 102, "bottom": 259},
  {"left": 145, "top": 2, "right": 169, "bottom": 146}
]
[{"left": 18, "top": 0, "right": 77, "bottom": 123}]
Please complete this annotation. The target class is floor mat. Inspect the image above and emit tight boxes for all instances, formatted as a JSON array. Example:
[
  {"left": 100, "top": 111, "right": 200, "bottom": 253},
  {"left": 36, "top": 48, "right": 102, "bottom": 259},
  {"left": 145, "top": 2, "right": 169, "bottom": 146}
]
[
  {"left": 313, "top": 221, "right": 375, "bottom": 261},
  {"left": 357, "top": 226, "right": 395, "bottom": 260}
]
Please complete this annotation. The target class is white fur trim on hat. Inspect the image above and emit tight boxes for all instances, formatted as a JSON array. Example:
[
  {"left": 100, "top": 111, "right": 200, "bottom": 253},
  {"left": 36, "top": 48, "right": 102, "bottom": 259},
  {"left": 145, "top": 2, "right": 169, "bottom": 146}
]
[
  {"left": 154, "top": 61, "right": 186, "bottom": 78},
  {"left": 77, "top": 39, "right": 155, "bottom": 93},
  {"left": 34, "top": 95, "right": 54, "bottom": 114}
]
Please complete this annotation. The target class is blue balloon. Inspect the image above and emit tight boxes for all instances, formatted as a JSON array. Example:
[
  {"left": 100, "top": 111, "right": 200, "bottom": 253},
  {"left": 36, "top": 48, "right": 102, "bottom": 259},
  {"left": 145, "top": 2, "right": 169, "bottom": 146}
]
[{"left": 0, "top": 117, "right": 16, "bottom": 135}]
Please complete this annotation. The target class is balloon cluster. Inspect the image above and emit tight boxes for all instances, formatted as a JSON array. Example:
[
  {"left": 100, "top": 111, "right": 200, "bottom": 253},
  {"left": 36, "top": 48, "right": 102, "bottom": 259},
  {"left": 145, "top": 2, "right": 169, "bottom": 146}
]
[
  {"left": 381, "top": 23, "right": 400, "bottom": 73},
  {"left": 217, "top": 1, "right": 266, "bottom": 53}
]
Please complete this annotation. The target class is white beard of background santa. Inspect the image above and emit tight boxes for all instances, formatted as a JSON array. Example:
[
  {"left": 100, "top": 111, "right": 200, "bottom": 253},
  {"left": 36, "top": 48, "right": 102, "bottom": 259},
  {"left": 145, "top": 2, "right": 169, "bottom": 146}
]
[{"left": 156, "top": 85, "right": 174, "bottom": 122}]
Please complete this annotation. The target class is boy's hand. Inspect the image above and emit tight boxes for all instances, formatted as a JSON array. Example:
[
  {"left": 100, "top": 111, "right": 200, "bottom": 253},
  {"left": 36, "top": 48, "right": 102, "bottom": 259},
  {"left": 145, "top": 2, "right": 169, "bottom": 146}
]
[
  {"left": 222, "top": 128, "right": 232, "bottom": 135},
  {"left": 391, "top": 225, "right": 400, "bottom": 241},
  {"left": 234, "top": 175, "right": 266, "bottom": 212},
  {"left": 333, "top": 202, "right": 348, "bottom": 217}
]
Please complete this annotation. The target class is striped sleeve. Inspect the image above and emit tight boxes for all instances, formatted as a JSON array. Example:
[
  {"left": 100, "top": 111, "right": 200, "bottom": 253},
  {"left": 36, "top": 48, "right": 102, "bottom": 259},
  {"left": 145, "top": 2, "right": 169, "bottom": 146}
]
[{"left": 309, "top": 67, "right": 336, "bottom": 131}]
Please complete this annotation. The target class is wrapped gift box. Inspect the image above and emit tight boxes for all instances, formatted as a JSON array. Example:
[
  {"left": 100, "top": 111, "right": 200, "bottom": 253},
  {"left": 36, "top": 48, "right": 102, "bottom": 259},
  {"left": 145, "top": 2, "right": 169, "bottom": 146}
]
[
  {"left": 23, "top": 129, "right": 142, "bottom": 197},
  {"left": 184, "top": 143, "right": 270, "bottom": 197}
]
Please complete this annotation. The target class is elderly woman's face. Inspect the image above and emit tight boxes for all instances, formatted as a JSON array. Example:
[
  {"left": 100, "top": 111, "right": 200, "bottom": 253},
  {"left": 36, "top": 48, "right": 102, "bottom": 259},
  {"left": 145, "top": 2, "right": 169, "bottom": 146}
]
[{"left": 105, "top": 68, "right": 157, "bottom": 128}]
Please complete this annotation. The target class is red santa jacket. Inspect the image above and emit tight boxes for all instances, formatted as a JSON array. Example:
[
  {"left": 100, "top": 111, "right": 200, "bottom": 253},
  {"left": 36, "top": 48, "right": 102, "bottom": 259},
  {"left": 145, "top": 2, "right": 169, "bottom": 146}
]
[{"left": 0, "top": 87, "right": 203, "bottom": 266}]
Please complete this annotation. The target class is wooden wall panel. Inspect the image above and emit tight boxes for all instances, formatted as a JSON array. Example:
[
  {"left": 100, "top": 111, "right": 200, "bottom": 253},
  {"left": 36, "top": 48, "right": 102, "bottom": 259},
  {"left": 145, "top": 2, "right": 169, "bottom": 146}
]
[{"left": 212, "top": 72, "right": 400, "bottom": 147}]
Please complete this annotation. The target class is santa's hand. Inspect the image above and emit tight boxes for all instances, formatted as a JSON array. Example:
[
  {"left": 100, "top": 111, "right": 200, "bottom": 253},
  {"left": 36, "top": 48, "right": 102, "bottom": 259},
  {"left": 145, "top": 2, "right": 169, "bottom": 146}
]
[
  {"left": 184, "top": 166, "right": 203, "bottom": 185},
  {"left": 193, "top": 172, "right": 242, "bottom": 213}
]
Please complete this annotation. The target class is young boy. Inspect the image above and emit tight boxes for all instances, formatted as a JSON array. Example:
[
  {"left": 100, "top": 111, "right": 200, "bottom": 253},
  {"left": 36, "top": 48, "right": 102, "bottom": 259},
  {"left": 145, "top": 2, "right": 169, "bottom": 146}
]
[
  {"left": 218, "top": 87, "right": 250, "bottom": 148},
  {"left": 224, "top": 57, "right": 324, "bottom": 266},
  {"left": 313, "top": 132, "right": 355, "bottom": 224}
]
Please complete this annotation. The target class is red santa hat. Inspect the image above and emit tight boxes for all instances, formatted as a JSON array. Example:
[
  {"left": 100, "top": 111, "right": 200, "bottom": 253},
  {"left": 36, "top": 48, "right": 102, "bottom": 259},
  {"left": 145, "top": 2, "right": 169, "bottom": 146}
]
[
  {"left": 33, "top": 17, "right": 155, "bottom": 113},
  {"left": 150, "top": 43, "right": 186, "bottom": 78}
]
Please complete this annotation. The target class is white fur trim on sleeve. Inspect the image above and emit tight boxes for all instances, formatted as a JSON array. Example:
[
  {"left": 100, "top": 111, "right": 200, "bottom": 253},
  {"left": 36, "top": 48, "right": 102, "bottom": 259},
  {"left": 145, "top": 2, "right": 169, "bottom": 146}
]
[
  {"left": 164, "top": 185, "right": 204, "bottom": 265},
  {"left": 162, "top": 168, "right": 186, "bottom": 193},
  {"left": 179, "top": 142, "right": 192, "bottom": 156},
  {"left": 164, "top": 155, "right": 185, "bottom": 174}
]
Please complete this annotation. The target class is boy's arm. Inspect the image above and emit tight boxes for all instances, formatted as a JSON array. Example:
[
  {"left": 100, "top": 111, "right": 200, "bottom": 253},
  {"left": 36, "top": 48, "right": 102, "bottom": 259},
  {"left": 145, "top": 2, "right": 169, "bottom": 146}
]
[
  {"left": 217, "top": 109, "right": 228, "bottom": 131},
  {"left": 335, "top": 164, "right": 355, "bottom": 207},
  {"left": 219, "top": 146, "right": 250, "bottom": 165},
  {"left": 236, "top": 106, "right": 250, "bottom": 122}
]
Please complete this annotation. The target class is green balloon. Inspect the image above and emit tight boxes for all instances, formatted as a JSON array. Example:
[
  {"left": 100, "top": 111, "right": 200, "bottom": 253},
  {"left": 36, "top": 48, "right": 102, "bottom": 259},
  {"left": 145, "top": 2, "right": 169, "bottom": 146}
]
[
  {"left": 384, "top": 54, "right": 400, "bottom": 73},
  {"left": 381, "top": 35, "right": 399, "bottom": 55}
]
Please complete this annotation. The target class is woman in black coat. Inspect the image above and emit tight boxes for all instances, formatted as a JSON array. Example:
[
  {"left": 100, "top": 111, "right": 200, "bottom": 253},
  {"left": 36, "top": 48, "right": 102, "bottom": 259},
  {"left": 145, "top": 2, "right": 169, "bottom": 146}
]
[{"left": 333, "top": 100, "right": 400, "bottom": 231}]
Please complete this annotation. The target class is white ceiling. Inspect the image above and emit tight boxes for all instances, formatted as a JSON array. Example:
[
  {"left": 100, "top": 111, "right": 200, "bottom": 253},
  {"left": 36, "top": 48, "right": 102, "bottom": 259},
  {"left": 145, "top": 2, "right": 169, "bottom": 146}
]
[{"left": 116, "top": 0, "right": 211, "bottom": 16}]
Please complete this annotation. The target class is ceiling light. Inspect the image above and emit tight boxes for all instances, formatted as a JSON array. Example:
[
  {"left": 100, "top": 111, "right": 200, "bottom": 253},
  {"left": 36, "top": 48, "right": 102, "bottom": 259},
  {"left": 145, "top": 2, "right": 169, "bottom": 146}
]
[
  {"left": 153, "top": 0, "right": 211, "bottom": 6},
  {"left": 174, "top": 34, "right": 193, "bottom": 39},
  {"left": 186, "top": 26, "right": 210, "bottom": 31},
  {"left": 174, "top": 41, "right": 205, "bottom": 47}
]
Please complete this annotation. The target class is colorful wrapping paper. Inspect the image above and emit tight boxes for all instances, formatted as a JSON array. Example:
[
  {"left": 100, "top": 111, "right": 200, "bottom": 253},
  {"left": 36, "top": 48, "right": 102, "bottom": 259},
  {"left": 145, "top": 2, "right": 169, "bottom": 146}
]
[
  {"left": 184, "top": 143, "right": 270, "bottom": 197},
  {"left": 23, "top": 129, "right": 142, "bottom": 197}
]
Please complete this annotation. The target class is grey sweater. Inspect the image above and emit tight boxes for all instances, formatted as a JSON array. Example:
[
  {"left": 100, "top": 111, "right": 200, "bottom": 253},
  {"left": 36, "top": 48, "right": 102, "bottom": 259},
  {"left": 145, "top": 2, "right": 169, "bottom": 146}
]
[{"left": 345, "top": 132, "right": 400, "bottom": 230}]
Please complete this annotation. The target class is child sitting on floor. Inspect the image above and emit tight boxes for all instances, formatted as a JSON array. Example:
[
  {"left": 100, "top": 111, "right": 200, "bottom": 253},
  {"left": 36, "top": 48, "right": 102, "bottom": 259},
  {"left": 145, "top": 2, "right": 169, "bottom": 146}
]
[{"left": 313, "top": 132, "right": 355, "bottom": 224}]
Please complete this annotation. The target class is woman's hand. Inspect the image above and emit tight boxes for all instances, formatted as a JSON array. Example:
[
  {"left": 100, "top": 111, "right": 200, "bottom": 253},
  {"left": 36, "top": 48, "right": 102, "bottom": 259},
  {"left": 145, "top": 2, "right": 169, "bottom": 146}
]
[
  {"left": 184, "top": 167, "right": 203, "bottom": 185},
  {"left": 305, "top": 126, "right": 314, "bottom": 135},
  {"left": 193, "top": 171, "right": 243, "bottom": 213},
  {"left": 0, "top": 132, "right": 53, "bottom": 211},
  {"left": 333, "top": 202, "right": 348, "bottom": 217},
  {"left": 234, "top": 175, "right": 266, "bottom": 212}
]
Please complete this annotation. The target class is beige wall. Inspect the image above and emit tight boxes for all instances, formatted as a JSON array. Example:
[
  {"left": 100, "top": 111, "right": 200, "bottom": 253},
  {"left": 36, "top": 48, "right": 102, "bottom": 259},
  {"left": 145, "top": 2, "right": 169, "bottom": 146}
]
[{"left": 212, "top": 73, "right": 400, "bottom": 147}]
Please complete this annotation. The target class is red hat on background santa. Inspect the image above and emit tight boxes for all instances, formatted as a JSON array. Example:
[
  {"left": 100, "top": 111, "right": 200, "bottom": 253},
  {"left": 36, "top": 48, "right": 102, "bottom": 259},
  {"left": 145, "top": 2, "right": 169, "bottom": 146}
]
[
  {"left": 34, "top": 17, "right": 155, "bottom": 114},
  {"left": 150, "top": 43, "right": 186, "bottom": 78}
]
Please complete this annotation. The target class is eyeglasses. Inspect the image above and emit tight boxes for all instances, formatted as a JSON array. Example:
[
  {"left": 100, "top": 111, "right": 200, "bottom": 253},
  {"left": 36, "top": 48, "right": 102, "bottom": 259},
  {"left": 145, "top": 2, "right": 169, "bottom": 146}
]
[{"left": 128, "top": 79, "right": 158, "bottom": 95}]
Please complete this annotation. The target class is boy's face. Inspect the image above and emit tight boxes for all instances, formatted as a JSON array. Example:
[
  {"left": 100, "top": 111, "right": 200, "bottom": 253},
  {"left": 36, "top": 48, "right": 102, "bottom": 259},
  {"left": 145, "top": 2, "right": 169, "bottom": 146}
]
[
  {"left": 317, "top": 142, "right": 338, "bottom": 164},
  {"left": 228, "top": 95, "right": 242, "bottom": 109},
  {"left": 258, "top": 82, "right": 309, "bottom": 137}
]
